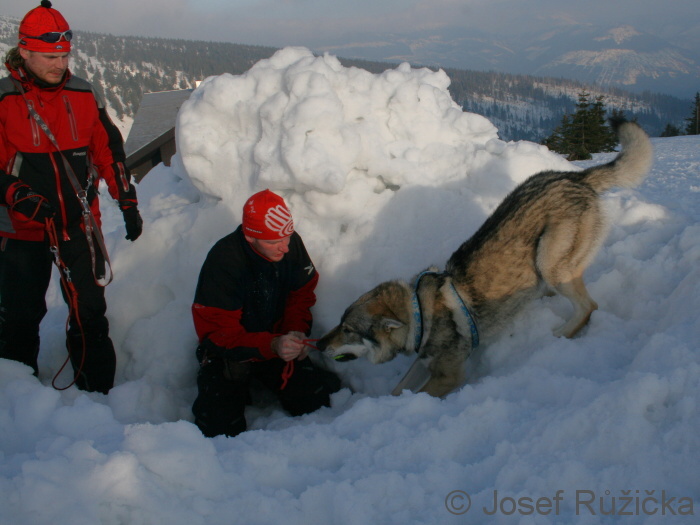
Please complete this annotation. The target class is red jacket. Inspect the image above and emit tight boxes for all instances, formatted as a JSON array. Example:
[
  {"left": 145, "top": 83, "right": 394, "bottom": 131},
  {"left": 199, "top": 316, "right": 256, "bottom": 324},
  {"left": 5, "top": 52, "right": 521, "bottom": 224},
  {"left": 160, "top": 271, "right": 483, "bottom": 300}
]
[
  {"left": 0, "top": 65, "right": 137, "bottom": 241},
  {"left": 192, "top": 227, "right": 318, "bottom": 360}
]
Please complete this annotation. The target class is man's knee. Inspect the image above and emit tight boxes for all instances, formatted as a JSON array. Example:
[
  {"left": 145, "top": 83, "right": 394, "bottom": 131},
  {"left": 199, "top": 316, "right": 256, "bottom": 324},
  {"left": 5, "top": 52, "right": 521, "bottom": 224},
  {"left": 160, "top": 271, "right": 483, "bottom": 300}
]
[
  {"left": 279, "top": 360, "right": 341, "bottom": 416},
  {"left": 192, "top": 361, "right": 249, "bottom": 438}
]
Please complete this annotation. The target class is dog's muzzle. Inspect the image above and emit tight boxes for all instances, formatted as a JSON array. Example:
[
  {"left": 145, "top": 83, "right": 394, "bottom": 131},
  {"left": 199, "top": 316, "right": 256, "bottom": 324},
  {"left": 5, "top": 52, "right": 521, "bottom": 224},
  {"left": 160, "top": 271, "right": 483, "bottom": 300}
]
[
  {"left": 316, "top": 334, "right": 359, "bottom": 362},
  {"left": 332, "top": 353, "right": 358, "bottom": 362}
]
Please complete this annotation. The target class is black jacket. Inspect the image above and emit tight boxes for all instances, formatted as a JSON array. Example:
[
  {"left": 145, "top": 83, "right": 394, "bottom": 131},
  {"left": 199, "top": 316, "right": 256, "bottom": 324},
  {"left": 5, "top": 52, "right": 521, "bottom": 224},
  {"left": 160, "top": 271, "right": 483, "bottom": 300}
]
[{"left": 192, "top": 226, "right": 318, "bottom": 360}]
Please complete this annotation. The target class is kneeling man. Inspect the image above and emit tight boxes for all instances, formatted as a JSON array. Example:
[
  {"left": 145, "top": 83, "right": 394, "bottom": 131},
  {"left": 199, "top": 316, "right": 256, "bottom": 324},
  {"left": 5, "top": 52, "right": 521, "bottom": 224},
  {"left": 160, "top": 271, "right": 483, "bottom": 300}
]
[{"left": 191, "top": 190, "right": 340, "bottom": 437}]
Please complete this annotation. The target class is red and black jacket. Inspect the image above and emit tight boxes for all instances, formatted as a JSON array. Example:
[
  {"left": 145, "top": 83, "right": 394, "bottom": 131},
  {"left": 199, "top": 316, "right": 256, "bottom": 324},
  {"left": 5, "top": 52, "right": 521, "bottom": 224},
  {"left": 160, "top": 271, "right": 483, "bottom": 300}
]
[
  {"left": 0, "top": 64, "right": 137, "bottom": 241},
  {"left": 192, "top": 226, "right": 318, "bottom": 361}
]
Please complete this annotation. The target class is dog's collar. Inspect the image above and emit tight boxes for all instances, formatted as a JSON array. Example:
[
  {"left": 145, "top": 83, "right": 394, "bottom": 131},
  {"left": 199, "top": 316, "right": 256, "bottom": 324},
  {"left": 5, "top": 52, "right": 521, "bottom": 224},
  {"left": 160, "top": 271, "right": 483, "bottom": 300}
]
[
  {"left": 409, "top": 271, "right": 431, "bottom": 352},
  {"left": 447, "top": 276, "right": 480, "bottom": 348},
  {"left": 410, "top": 270, "right": 480, "bottom": 352}
]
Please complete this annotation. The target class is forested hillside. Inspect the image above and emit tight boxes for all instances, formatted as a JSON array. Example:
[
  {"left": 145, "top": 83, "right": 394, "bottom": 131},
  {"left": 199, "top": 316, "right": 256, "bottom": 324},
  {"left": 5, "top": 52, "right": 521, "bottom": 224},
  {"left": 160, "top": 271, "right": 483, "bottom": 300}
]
[{"left": 0, "top": 17, "right": 690, "bottom": 141}]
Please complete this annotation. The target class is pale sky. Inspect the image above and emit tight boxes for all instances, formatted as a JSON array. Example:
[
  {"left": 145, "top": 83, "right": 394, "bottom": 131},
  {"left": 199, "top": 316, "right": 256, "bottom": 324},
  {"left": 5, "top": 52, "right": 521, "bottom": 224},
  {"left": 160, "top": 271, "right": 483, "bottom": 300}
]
[{"left": 2, "top": 0, "right": 698, "bottom": 49}]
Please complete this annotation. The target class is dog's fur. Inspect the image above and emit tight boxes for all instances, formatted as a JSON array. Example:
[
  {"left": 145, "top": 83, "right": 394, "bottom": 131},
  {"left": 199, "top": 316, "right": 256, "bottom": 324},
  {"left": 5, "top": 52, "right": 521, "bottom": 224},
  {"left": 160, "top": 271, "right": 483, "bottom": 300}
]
[{"left": 316, "top": 120, "right": 653, "bottom": 397}]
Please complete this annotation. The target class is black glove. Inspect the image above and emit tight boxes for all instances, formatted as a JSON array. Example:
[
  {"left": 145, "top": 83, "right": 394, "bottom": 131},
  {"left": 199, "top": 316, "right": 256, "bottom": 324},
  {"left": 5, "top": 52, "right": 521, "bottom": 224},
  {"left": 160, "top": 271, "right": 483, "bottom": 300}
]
[
  {"left": 122, "top": 206, "right": 143, "bottom": 241},
  {"left": 10, "top": 183, "right": 55, "bottom": 225}
]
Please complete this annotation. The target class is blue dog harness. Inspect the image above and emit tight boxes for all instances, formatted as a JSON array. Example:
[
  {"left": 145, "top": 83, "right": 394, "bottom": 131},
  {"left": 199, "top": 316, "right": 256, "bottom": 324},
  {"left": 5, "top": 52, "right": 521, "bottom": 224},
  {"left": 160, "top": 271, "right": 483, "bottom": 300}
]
[{"left": 411, "top": 270, "right": 480, "bottom": 352}]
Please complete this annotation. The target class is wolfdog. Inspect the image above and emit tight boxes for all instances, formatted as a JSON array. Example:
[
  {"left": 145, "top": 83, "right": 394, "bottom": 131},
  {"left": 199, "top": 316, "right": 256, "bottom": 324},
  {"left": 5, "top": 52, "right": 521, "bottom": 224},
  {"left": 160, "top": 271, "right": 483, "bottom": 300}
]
[{"left": 316, "top": 119, "right": 653, "bottom": 397}]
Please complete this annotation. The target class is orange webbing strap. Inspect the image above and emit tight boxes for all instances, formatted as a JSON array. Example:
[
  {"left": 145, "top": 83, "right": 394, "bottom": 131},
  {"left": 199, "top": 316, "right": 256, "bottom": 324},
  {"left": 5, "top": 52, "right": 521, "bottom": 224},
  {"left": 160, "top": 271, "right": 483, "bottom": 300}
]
[
  {"left": 46, "top": 218, "right": 87, "bottom": 391},
  {"left": 280, "top": 360, "right": 295, "bottom": 390},
  {"left": 9, "top": 189, "right": 50, "bottom": 223},
  {"left": 279, "top": 339, "right": 319, "bottom": 390}
]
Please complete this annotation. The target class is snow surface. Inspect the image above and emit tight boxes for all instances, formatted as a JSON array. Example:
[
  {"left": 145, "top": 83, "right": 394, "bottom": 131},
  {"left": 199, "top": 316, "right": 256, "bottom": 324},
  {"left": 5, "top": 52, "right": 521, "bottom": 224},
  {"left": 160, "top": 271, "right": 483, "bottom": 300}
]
[{"left": 1, "top": 47, "right": 698, "bottom": 524}]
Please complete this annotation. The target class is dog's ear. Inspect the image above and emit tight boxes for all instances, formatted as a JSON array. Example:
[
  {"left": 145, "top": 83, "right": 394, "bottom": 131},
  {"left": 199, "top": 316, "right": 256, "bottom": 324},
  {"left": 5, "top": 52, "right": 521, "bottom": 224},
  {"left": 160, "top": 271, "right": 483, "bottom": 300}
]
[{"left": 380, "top": 318, "right": 404, "bottom": 332}]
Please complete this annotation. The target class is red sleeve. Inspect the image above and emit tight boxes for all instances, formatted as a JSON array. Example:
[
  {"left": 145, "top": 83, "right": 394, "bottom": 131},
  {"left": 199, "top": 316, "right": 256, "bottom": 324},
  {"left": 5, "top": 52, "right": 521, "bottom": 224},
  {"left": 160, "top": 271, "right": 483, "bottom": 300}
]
[
  {"left": 192, "top": 303, "right": 277, "bottom": 360},
  {"left": 0, "top": 108, "right": 19, "bottom": 204},
  {"left": 89, "top": 93, "right": 138, "bottom": 207},
  {"left": 278, "top": 271, "right": 319, "bottom": 334}
]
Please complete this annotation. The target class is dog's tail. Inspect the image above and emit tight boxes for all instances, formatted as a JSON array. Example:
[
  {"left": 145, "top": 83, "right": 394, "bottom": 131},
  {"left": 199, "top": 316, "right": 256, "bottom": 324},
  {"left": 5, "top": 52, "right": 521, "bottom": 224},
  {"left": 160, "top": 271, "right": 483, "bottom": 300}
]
[{"left": 579, "top": 119, "right": 653, "bottom": 194}]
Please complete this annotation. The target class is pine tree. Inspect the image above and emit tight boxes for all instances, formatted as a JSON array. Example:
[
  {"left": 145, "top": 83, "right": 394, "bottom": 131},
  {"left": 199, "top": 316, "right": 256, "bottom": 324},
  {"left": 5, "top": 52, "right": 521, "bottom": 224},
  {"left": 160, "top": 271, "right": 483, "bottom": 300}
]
[
  {"left": 684, "top": 92, "right": 700, "bottom": 135},
  {"left": 589, "top": 96, "right": 618, "bottom": 153},
  {"left": 660, "top": 123, "right": 682, "bottom": 137},
  {"left": 543, "top": 92, "right": 619, "bottom": 160},
  {"left": 542, "top": 115, "right": 569, "bottom": 153},
  {"left": 565, "top": 91, "right": 592, "bottom": 160}
]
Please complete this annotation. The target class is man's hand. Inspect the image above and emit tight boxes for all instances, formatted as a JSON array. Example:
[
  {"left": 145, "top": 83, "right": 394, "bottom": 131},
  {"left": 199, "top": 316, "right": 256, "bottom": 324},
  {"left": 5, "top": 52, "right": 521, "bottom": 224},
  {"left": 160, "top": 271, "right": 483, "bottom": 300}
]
[
  {"left": 10, "top": 183, "right": 54, "bottom": 225},
  {"left": 288, "top": 331, "right": 310, "bottom": 360},
  {"left": 121, "top": 205, "right": 143, "bottom": 241},
  {"left": 272, "top": 332, "right": 307, "bottom": 362}
]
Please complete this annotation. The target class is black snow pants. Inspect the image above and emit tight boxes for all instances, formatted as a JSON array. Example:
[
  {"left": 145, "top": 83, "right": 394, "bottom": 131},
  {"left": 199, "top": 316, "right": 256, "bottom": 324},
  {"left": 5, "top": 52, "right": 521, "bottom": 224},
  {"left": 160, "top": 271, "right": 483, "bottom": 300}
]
[
  {"left": 0, "top": 235, "right": 115, "bottom": 394},
  {"left": 192, "top": 351, "right": 341, "bottom": 438}
]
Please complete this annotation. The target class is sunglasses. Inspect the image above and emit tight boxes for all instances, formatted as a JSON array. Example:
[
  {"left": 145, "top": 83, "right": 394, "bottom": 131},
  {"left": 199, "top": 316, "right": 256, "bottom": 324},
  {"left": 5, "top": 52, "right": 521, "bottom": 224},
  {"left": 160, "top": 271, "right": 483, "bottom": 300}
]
[{"left": 22, "top": 30, "right": 73, "bottom": 44}]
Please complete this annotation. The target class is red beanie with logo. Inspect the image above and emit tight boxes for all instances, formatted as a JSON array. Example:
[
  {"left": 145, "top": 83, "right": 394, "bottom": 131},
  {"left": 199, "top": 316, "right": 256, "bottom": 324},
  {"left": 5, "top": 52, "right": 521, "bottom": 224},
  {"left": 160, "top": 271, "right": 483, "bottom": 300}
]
[
  {"left": 242, "top": 190, "right": 295, "bottom": 240},
  {"left": 18, "top": 1, "right": 72, "bottom": 53}
]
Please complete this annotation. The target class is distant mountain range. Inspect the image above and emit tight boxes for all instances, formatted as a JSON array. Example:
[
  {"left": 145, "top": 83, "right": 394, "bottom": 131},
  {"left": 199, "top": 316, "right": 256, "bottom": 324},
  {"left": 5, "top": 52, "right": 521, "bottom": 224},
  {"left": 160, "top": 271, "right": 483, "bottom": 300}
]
[
  {"left": 0, "top": 15, "right": 693, "bottom": 142},
  {"left": 312, "top": 24, "right": 700, "bottom": 100}
]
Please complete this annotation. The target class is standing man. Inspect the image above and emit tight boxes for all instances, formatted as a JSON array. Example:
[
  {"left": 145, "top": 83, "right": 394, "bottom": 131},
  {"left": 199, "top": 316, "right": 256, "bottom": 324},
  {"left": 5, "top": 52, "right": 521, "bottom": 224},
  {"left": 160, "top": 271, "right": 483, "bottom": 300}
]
[
  {"left": 192, "top": 189, "right": 340, "bottom": 438},
  {"left": 0, "top": 1, "right": 143, "bottom": 393}
]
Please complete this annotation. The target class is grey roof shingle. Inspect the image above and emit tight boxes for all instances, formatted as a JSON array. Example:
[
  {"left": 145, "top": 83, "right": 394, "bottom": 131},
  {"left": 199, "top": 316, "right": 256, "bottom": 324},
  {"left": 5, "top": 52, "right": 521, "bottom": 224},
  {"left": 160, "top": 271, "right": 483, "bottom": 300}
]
[{"left": 124, "top": 89, "right": 193, "bottom": 157}]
